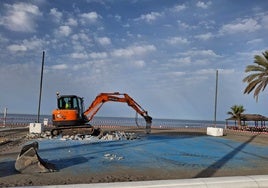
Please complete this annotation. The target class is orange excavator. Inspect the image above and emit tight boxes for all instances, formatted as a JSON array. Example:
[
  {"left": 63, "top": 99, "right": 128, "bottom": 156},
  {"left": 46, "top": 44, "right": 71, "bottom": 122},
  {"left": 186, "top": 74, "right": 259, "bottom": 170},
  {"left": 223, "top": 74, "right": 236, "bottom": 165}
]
[
  {"left": 15, "top": 92, "right": 152, "bottom": 174},
  {"left": 51, "top": 92, "right": 152, "bottom": 135}
]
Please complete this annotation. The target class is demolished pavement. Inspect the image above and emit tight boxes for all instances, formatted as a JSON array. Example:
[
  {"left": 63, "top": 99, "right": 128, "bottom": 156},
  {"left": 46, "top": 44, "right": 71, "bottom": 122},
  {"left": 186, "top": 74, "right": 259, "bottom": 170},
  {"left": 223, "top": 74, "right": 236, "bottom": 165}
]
[{"left": 16, "top": 131, "right": 140, "bottom": 173}]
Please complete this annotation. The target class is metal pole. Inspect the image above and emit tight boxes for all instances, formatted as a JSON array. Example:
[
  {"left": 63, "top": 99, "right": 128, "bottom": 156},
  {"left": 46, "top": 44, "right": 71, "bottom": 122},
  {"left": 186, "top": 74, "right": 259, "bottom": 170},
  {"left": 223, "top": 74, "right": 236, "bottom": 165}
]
[
  {"left": 37, "top": 51, "right": 45, "bottom": 123},
  {"left": 214, "top": 70, "right": 218, "bottom": 127}
]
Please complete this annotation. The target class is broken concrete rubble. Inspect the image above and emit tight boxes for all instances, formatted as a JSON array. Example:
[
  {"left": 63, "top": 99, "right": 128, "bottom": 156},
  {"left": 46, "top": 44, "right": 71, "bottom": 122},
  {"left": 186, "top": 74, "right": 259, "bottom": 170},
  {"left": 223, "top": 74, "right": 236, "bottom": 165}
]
[
  {"left": 104, "top": 153, "right": 124, "bottom": 161},
  {"left": 27, "top": 131, "right": 139, "bottom": 141}
]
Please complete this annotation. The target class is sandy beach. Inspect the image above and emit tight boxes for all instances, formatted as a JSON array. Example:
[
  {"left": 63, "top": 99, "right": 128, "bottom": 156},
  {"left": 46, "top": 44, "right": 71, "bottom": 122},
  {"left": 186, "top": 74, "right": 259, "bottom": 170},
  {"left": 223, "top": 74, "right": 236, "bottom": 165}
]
[{"left": 1, "top": 127, "right": 268, "bottom": 187}]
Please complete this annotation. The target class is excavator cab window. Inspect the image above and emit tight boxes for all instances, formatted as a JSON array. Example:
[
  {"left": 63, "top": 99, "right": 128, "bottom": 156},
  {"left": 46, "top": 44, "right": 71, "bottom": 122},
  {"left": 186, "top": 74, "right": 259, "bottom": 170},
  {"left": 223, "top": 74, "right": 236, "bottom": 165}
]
[
  {"left": 58, "top": 96, "right": 78, "bottom": 110},
  {"left": 77, "top": 97, "right": 84, "bottom": 119}
]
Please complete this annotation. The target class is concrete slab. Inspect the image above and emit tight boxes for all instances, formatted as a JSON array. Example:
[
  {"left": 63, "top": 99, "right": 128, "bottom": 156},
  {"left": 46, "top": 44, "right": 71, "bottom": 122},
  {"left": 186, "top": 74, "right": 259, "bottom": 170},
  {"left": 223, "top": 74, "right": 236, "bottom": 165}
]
[{"left": 33, "top": 134, "right": 268, "bottom": 175}]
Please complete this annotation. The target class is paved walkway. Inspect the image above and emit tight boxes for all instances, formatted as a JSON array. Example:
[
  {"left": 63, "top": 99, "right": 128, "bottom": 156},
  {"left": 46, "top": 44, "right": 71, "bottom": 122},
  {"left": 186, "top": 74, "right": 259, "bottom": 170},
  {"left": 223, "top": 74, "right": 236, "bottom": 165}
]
[{"left": 35, "top": 134, "right": 268, "bottom": 176}]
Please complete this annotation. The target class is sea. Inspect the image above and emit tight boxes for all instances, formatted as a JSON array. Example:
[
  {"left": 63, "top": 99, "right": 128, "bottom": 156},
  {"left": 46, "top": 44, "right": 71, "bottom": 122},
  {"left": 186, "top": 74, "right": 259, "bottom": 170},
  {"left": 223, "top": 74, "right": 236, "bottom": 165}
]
[{"left": 0, "top": 113, "right": 229, "bottom": 128}]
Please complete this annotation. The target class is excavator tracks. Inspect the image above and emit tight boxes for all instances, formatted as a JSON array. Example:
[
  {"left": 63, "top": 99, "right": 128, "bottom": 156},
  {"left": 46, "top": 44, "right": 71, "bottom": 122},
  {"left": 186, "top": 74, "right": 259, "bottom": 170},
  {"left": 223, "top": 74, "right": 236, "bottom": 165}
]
[{"left": 50, "top": 125, "right": 102, "bottom": 137}]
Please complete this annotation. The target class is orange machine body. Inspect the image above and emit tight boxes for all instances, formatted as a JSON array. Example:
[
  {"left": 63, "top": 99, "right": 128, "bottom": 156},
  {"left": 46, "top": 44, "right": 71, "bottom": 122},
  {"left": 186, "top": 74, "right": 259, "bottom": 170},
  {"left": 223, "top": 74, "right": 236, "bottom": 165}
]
[
  {"left": 52, "top": 109, "right": 80, "bottom": 126},
  {"left": 52, "top": 95, "right": 88, "bottom": 127}
]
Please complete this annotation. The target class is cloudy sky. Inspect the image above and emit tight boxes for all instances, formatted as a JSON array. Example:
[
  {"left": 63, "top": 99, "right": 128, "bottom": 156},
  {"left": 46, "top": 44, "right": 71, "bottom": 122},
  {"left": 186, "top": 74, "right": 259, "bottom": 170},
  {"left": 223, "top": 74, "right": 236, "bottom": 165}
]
[{"left": 0, "top": 0, "right": 268, "bottom": 121}]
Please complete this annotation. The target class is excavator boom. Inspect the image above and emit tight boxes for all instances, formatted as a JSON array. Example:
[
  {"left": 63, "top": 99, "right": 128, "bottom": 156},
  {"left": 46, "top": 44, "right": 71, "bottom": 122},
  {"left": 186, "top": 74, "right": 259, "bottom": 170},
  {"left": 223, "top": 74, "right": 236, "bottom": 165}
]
[{"left": 84, "top": 92, "right": 152, "bottom": 125}]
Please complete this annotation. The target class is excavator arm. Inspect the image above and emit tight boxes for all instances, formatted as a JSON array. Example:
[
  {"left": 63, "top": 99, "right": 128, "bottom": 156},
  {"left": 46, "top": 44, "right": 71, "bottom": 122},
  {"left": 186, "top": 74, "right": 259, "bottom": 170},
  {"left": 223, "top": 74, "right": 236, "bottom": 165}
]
[{"left": 83, "top": 92, "right": 152, "bottom": 126}]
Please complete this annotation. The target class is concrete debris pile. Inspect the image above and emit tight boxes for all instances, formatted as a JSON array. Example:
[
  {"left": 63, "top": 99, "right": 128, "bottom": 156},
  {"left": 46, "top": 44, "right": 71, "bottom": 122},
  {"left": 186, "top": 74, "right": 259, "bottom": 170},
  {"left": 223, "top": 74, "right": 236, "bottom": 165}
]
[
  {"left": 60, "top": 131, "right": 139, "bottom": 141},
  {"left": 26, "top": 131, "right": 53, "bottom": 139},
  {"left": 102, "top": 131, "right": 139, "bottom": 141},
  {"left": 27, "top": 131, "right": 139, "bottom": 141}
]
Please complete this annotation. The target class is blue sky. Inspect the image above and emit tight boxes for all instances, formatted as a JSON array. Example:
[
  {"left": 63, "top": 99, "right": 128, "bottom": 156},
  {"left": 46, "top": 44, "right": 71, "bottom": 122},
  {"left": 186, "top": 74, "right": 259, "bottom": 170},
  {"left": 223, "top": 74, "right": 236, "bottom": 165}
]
[{"left": 0, "top": 0, "right": 268, "bottom": 121}]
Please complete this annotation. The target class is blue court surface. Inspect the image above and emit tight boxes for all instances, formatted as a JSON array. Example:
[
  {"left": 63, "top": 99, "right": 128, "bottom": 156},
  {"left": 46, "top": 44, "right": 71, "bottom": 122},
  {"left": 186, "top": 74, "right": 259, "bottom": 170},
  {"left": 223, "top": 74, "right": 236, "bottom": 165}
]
[{"left": 34, "top": 134, "right": 268, "bottom": 177}]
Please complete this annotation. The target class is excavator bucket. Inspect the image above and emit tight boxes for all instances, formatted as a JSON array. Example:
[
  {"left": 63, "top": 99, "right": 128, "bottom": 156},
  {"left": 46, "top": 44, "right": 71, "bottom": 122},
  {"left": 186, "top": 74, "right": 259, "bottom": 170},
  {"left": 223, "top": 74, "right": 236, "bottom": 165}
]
[{"left": 15, "top": 141, "right": 57, "bottom": 173}]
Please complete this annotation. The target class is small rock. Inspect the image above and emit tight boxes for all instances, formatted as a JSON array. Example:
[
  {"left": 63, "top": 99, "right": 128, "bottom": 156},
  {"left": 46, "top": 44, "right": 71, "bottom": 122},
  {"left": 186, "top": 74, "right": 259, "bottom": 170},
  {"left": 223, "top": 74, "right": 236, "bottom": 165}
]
[
  {"left": 62, "top": 135, "right": 70, "bottom": 140},
  {"left": 104, "top": 153, "right": 111, "bottom": 157}
]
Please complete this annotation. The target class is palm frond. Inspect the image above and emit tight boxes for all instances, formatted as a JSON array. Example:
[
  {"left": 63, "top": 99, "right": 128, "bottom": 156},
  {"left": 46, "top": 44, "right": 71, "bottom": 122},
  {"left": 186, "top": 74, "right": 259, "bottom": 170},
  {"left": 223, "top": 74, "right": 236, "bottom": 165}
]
[
  {"left": 243, "top": 50, "right": 268, "bottom": 101},
  {"left": 227, "top": 111, "right": 234, "bottom": 116},
  {"left": 245, "top": 65, "right": 265, "bottom": 72},
  {"left": 254, "top": 82, "right": 264, "bottom": 100},
  {"left": 243, "top": 79, "right": 261, "bottom": 94},
  {"left": 227, "top": 105, "right": 245, "bottom": 119},
  {"left": 254, "top": 55, "right": 268, "bottom": 69},
  {"left": 261, "top": 77, "right": 268, "bottom": 91},
  {"left": 243, "top": 73, "right": 262, "bottom": 83},
  {"left": 262, "top": 51, "right": 268, "bottom": 60}
]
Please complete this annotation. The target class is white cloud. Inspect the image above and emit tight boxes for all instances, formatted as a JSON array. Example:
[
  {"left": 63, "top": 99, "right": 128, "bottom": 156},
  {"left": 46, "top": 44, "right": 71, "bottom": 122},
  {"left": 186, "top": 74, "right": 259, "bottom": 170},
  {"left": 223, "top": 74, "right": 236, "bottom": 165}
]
[
  {"left": 71, "top": 33, "right": 92, "bottom": 52},
  {"left": 170, "top": 57, "right": 191, "bottom": 64},
  {"left": 246, "top": 38, "right": 262, "bottom": 44},
  {"left": 195, "top": 68, "right": 234, "bottom": 76},
  {"left": 51, "top": 64, "right": 68, "bottom": 70},
  {"left": 97, "top": 37, "right": 111, "bottom": 45},
  {"left": 114, "top": 14, "right": 121, "bottom": 22},
  {"left": 0, "top": 2, "right": 42, "bottom": 32},
  {"left": 66, "top": 18, "right": 78, "bottom": 26},
  {"left": 195, "top": 32, "right": 213, "bottom": 40},
  {"left": 172, "top": 4, "right": 186, "bottom": 12},
  {"left": 137, "top": 12, "right": 162, "bottom": 23},
  {"left": 6, "top": 37, "right": 45, "bottom": 52},
  {"left": 49, "top": 8, "right": 62, "bottom": 23},
  {"left": 177, "top": 20, "right": 195, "bottom": 30},
  {"left": 196, "top": 68, "right": 217, "bottom": 75},
  {"left": 89, "top": 52, "right": 108, "bottom": 59},
  {"left": 196, "top": 1, "right": 211, "bottom": 9},
  {"left": 198, "top": 50, "right": 220, "bottom": 57},
  {"left": 58, "top": 25, "right": 72, "bottom": 37},
  {"left": 7, "top": 44, "right": 27, "bottom": 52},
  {"left": 22, "top": 37, "right": 44, "bottom": 51},
  {"left": 180, "top": 49, "right": 220, "bottom": 58},
  {"left": 111, "top": 45, "right": 156, "bottom": 58},
  {"left": 169, "top": 71, "right": 186, "bottom": 76},
  {"left": 0, "top": 34, "right": 9, "bottom": 43},
  {"left": 261, "top": 14, "right": 268, "bottom": 29},
  {"left": 70, "top": 59, "right": 109, "bottom": 75},
  {"left": 166, "top": 37, "right": 189, "bottom": 45},
  {"left": 132, "top": 60, "right": 145, "bottom": 68},
  {"left": 71, "top": 44, "right": 85, "bottom": 52},
  {"left": 80, "top": 12, "right": 100, "bottom": 24},
  {"left": 236, "top": 50, "right": 265, "bottom": 60},
  {"left": 218, "top": 68, "right": 235, "bottom": 74},
  {"left": 72, "top": 33, "right": 91, "bottom": 42},
  {"left": 71, "top": 52, "right": 88, "bottom": 59},
  {"left": 220, "top": 18, "right": 261, "bottom": 34}
]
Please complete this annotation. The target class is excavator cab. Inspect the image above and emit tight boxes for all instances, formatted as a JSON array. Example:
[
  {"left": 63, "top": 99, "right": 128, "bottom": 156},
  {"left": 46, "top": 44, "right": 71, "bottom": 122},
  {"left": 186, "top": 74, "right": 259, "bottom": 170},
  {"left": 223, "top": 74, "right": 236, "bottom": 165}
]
[{"left": 52, "top": 93, "right": 88, "bottom": 127}]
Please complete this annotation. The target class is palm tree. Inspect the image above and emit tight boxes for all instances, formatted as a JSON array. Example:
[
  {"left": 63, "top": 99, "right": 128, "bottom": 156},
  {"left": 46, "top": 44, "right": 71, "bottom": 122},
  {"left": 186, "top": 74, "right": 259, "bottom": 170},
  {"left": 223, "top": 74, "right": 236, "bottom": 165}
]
[
  {"left": 243, "top": 50, "right": 268, "bottom": 101},
  {"left": 227, "top": 105, "right": 245, "bottom": 129}
]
